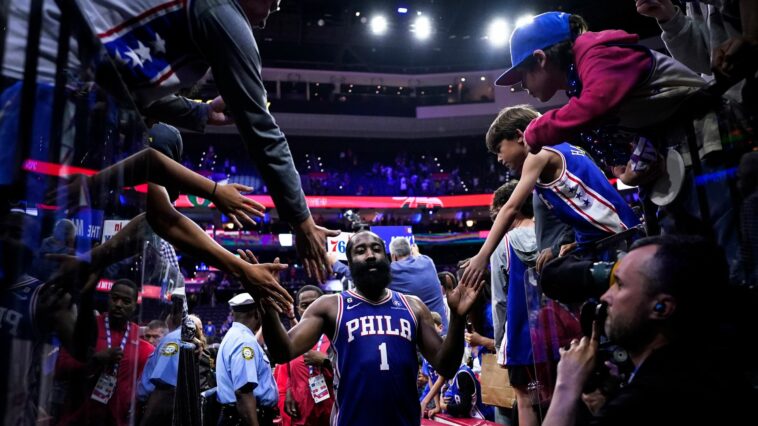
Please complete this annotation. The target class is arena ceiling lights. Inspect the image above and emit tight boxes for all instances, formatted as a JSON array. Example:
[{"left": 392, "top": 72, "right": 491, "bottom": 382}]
[
  {"left": 412, "top": 15, "right": 432, "bottom": 41},
  {"left": 370, "top": 15, "right": 389, "bottom": 35},
  {"left": 486, "top": 18, "right": 510, "bottom": 47},
  {"left": 365, "top": 10, "right": 533, "bottom": 48}
]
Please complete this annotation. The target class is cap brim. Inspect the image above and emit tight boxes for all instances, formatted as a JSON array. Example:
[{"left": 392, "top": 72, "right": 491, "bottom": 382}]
[{"left": 495, "top": 66, "right": 522, "bottom": 86}]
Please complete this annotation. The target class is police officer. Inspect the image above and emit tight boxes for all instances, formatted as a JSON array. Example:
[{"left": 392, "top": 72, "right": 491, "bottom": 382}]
[
  {"left": 137, "top": 288, "right": 192, "bottom": 425},
  {"left": 216, "top": 293, "right": 279, "bottom": 426}
]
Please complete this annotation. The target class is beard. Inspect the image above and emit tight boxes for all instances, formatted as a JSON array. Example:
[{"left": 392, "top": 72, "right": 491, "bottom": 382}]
[
  {"left": 605, "top": 313, "right": 657, "bottom": 353},
  {"left": 350, "top": 257, "right": 392, "bottom": 293}
]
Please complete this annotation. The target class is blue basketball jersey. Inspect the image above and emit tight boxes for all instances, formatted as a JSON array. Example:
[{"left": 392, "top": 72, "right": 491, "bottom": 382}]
[
  {"left": 331, "top": 289, "right": 419, "bottom": 426},
  {"left": 535, "top": 143, "right": 640, "bottom": 246},
  {"left": 503, "top": 236, "right": 534, "bottom": 367}
]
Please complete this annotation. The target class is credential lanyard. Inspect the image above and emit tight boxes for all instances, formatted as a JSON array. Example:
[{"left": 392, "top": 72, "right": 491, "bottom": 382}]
[
  {"left": 308, "top": 335, "right": 325, "bottom": 376},
  {"left": 104, "top": 315, "right": 129, "bottom": 375}
]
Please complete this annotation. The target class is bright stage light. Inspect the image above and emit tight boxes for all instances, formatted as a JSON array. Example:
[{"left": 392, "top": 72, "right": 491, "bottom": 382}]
[
  {"left": 487, "top": 18, "right": 509, "bottom": 47},
  {"left": 370, "top": 15, "right": 388, "bottom": 35},
  {"left": 412, "top": 16, "right": 432, "bottom": 40}
]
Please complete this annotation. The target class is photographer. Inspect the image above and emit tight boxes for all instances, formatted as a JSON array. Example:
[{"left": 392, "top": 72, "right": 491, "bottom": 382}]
[{"left": 543, "top": 235, "right": 753, "bottom": 426}]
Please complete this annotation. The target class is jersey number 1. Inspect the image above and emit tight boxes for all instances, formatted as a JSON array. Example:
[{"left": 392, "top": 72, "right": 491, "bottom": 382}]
[{"left": 378, "top": 342, "right": 389, "bottom": 370}]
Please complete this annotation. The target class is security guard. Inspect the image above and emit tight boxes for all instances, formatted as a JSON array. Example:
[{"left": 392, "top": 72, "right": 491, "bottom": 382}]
[
  {"left": 137, "top": 325, "right": 183, "bottom": 424},
  {"left": 137, "top": 287, "right": 191, "bottom": 424},
  {"left": 216, "top": 293, "right": 279, "bottom": 426}
]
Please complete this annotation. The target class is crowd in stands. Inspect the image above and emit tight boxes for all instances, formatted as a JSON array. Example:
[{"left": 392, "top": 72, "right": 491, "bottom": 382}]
[
  {"left": 3, "top": 1, "right": 758, "bottom": 426},
  {"left": 182, "top": 136, "right": 511, "bottom": 196}
]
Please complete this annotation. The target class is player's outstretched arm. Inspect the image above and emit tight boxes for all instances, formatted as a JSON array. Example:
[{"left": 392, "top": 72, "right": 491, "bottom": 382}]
[
  {"left": 261, "top": 294, "right": 337, "bottom": 364},
  {"left": 415, "top": 278, "right": 484, "bottom": 378},
  {"left": 459, "top": 152, "right": 548, "bottom": 286}
]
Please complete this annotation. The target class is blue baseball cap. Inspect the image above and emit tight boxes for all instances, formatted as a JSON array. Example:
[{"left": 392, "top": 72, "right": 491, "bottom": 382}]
[{"left": 495, "top": 12, "right": 572, "bottom": 86}]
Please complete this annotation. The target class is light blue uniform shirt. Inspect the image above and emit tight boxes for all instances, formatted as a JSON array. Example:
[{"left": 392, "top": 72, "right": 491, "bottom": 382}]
[
  {"left": 137, "top": 328, "right": 183, "bottom": 401},
  {"left": 215, "top": 322, "right": 278, "bottom": 407}
]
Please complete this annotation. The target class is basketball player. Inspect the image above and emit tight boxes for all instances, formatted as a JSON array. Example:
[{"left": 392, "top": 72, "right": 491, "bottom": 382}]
[{"left": 260, "top": 231, "right": 483, "bottom": 426}]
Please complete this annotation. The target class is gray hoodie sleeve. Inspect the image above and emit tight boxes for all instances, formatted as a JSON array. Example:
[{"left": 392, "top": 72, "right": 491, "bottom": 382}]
[
  {"left": 188, "top": 0, "right": 310, "bottom": 224},
  {"left": 659, "top": 5, "right": 715, "bottom": 75}
]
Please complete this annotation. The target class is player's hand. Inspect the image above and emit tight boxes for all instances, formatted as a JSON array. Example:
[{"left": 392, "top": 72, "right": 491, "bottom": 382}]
[
  {"left": 459, "top": 253, "right": 487, "bottom": 287},
  {"left": 535, "top": 248, "right": 554, "bottom": 273},
  {"left": 635, "top": 0, "right": 676, "bottom": 22},
  {"left": 284, "top": 388, "right": 299, "bottom": 418},
  {"left": 294, "top": 217, "right": 340, "bottom": 283},
  {"left": 212, "top": 183, "right": 264, "bottom": 228},
  {"left": 207, "top": 96, "right": 235, "bottom": 125},
  {"left": 446, "top": 274, "right": 484, "bottom": 317},
  {"left": 303, "top": 350, "right": 327, "bottom": 367}
]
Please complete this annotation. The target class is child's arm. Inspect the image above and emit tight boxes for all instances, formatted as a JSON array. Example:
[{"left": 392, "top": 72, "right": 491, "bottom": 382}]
[
  {"left": 460, "top": 152, "right": 549, "bottom": 286},
  {"left": 422, "top": 376, "right": 447, "bottom": 415}
]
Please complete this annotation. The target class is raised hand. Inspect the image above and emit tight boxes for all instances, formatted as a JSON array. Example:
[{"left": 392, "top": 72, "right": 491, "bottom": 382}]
[
  {"left": 294, "top": 217, "right": 340, "bottom": 283},
  {"left": 445, "top": 275, "right": 484, "bottom": 317},
  {"left": 212, "top": 183, "right": 265, "bottom": 228},
  {"left": 236, "top": 249, "right": 292, "bottom": 307},
  {"left": 238, "top": 262, "right": 292, "bottom": 307},
  {"left": 635, "top": 0, "right": 676, "bottom": 22},
  {"left": 237, "top": 249, "right": 259, "bottom": 264},
  {"left": 458, "top": 253, "right": 487, "bottom": 287}
]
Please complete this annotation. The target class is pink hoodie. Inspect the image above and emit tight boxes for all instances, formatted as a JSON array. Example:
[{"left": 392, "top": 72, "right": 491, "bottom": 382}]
[{"left": 524, "top": 30, "right": 653, "bottom": 149}]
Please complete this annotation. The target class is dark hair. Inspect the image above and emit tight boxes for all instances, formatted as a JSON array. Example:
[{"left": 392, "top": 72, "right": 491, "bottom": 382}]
[
  {"left": 345, "top": 231, "right": 386, "bottom": 265},
  {"left": 491, "top": 181, "right": 533, "bottom": 220},
  {"left": 485, "top": 105, "right": 540, "bottom": 154},
  {"left": 111, "top": 278, "right": 139, "bottom": 300},
  {"left": 629, "top": 235, "right": 725, "bottom": 337},
  {"left": 148, "top": 123, "right": 183, "bottom": 162},
  {"left": 520, "top": 14, "right": 588, "bottom": 74},
  {"left": 297, "top": 284, "right": 323, "bottom": 302}
]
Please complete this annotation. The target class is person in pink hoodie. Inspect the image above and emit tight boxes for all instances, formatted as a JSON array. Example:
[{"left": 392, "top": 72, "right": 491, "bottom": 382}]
[{"left": 487, "top": 11, "right": 753, "bottom": 285}]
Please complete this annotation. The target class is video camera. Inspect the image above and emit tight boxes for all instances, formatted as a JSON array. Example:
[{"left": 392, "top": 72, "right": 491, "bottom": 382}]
[
  {"left": 539, "top": 248, "right": 635, "bottom": 394},
  {"left": 578, "top": 300, "right": 633, "bottom": 394},
  {"left": 539, "top": 254, "right": 619, "bottom": 304}
]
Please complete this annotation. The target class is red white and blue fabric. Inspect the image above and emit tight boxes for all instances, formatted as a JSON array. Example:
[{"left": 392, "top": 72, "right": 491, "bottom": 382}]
[
  {"left": 77, "top": 0, "right": 208, "bottom": 103},
  {"left": 535, "top": 143, "right": 639, "bottom": 246}
]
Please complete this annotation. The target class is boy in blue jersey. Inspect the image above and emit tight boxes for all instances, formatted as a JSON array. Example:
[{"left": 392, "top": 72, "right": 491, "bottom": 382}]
[
  {"left": 260, "top": 231, "right": 484, "bottom": 426},
  {"left": 461, "top": 105, "right": 640, "bottom": 286}
]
